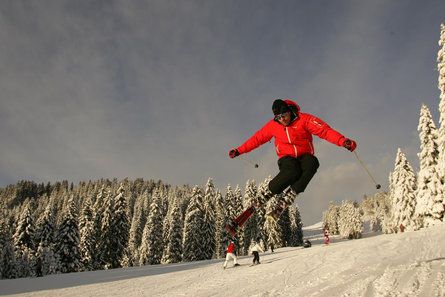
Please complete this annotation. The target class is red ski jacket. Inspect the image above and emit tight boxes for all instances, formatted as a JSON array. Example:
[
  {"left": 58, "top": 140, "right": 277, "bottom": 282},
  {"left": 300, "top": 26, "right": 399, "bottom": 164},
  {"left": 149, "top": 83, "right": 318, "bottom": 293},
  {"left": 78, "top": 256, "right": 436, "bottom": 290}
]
[
  {"left": 237, "top": 100, "right": 347, "bottom": 159},
  {"left": 226, "top": 242, "right": 235, "bottom": 253}
]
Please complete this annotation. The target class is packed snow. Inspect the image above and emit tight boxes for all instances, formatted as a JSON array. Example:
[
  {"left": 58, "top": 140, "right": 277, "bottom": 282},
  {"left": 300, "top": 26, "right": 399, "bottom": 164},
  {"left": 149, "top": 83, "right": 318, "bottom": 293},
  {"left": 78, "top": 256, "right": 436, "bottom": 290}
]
[{"left": 1, "top": 222, "right": 445, "bottom": 297}]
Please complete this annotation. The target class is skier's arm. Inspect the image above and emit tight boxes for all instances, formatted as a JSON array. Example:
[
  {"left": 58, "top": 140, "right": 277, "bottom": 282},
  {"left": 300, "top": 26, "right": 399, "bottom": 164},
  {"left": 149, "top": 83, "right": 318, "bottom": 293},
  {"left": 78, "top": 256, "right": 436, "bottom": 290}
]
[
  {"left": 236, "top": 122, "right": 274, "bottom": 156},
  {"left": 304, "top": 115, "right": 356, "bottom": 151}
]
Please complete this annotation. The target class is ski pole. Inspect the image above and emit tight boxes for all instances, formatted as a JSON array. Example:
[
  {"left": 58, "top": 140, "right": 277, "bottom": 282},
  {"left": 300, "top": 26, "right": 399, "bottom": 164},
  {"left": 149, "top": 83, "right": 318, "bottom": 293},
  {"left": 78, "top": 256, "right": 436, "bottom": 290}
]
[
  {"left": 239, "top": 156, "right": 259, "bottom": 168},
  {"left": 353, "top": 151, "right": 381, "bottom": 189}
]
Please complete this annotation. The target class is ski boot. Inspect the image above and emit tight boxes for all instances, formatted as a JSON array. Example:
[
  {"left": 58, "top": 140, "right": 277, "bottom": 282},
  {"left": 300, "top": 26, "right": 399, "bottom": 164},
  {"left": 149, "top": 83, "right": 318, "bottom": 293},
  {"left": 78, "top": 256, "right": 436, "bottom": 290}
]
[
  {"left": 267, "top": 201, "right": 287, "bottom": 222},
  {"left": 267, "top": 188, "right": 297, "bottom": 222}
]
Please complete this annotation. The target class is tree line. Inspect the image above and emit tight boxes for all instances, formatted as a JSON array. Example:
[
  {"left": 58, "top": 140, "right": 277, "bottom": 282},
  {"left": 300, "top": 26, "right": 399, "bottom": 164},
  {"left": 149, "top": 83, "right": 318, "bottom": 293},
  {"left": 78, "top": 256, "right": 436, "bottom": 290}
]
[{"left": 0, "top": 177, "right": 304, "bottom": 279}]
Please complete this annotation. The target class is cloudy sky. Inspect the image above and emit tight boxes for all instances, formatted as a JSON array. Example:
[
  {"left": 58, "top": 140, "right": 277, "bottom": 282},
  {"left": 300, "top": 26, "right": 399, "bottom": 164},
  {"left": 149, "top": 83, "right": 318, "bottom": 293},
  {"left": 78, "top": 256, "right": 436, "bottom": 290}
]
[{"left": 1, "top": 1, "right": 444, "bottom": 224}]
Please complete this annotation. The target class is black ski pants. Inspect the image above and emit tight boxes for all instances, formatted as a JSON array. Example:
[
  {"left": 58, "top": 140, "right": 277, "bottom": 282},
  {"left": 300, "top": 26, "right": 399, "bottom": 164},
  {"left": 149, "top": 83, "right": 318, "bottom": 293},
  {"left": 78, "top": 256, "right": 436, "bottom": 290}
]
[
  {"left": 268, "top": 154, "right": 320, "bottom": 195},
  {"left": 252, "top": 251, "right": 260, "bottom": 264}
]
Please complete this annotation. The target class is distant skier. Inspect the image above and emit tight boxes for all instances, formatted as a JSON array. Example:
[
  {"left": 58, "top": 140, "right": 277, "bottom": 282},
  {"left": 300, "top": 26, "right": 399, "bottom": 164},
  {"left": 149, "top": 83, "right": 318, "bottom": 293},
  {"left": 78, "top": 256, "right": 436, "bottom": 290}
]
[
  {"left": 303, "top": 239, "right": 312, "bottom": 248},
  {"left": 223, "top": 241, "right": 239, "bottom": 269},
  {"left": 324, "top": 227, "right": 330, "bottom": 245},
  {"left": 229, "top": 99, "right": 356, "bottom": 217},
  {"left": 249, "top": 240, "right": 264, "bottom": 265}
]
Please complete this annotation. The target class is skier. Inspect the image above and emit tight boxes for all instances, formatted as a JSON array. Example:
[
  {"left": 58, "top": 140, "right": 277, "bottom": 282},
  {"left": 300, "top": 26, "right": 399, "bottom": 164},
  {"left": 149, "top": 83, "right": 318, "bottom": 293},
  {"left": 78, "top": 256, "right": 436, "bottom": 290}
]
[
  {"left": 324, "top": 227, "right": 330, "bottom": 245},
  {"left": 229, "top": 99, "right": 356, "bottom": 218},
  {"left": 223, "top": 241, "right": 239, "bottom": 269},
  {"left": 250, "top": 240, "right": 264, "bottom": 265},
  {"left": 303, "top": 239, "right": 312, "bottom": 248}
]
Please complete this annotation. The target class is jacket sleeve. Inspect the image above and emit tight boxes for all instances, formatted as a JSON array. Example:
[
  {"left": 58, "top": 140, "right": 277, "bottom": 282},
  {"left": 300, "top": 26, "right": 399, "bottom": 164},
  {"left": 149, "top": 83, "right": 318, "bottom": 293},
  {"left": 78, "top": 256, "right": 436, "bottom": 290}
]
[
  {"left": 237, "top": 121, "right": 274, "bottom": 155},
  {"left": 304, "top": 115, "right": 346, "bottom": 146}
]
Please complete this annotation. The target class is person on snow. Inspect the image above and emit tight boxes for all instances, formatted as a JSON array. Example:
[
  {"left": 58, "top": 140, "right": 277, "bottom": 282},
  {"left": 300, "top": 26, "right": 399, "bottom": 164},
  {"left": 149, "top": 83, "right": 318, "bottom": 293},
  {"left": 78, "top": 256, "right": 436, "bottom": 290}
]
[
  {"left": 229, "top": 99, "right": 357, "bottom": 214},
  {"left": 303, "top": 239, "right": 312, "bottom": 248},
  {"left": 324, "top": 227, "right": 330, "bottom": 245},
  {"left": 249, "top": 240, "right": 264, "bottom": 265},
  {"left": 223, "top": 241, "right": 239, "bottom": 269}
]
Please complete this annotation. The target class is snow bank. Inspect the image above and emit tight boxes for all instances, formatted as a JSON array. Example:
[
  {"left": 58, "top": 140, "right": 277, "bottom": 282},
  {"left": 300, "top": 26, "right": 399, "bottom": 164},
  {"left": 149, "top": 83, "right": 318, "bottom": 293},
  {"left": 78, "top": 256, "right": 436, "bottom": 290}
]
[{"left": 1, "top": 222, "right": 445, "bottom": 297}]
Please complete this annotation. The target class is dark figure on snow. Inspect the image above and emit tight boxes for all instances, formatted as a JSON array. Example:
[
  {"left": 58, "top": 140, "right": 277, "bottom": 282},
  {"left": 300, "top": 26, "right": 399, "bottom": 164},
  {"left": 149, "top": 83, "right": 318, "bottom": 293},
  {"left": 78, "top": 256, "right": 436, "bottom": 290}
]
[
  {"left": 250, "top": 241, "right": 264, "bottom": 265},
  {"left": 229, "top": 99, "right": 356, "bottom": 208}
]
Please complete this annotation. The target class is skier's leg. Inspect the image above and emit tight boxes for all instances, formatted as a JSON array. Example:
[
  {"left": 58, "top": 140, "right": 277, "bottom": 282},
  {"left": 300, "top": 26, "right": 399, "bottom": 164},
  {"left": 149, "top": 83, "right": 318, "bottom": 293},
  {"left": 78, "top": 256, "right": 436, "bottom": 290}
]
[
  {"left": 290, "top": 155, "right": 319, "bottom": 194},
  {"left": 253, "top": 252, "right": 259, "bottom": 264},
  {"left": 269, "top": 156, "right": 301, "bottom": 195},
  {"left": 223, "top": 254, "right": 230, "bottom": 268},
  {"left": 231, "top": 254, "right": 238, "bottom": 265}
]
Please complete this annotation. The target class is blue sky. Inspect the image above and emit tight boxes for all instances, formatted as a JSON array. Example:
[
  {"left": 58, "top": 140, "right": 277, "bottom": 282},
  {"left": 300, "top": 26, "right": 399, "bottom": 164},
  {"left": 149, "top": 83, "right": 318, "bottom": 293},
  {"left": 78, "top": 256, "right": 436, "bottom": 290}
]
[{"left": 1, "top": 1, "right": 444, "bottom": 224}]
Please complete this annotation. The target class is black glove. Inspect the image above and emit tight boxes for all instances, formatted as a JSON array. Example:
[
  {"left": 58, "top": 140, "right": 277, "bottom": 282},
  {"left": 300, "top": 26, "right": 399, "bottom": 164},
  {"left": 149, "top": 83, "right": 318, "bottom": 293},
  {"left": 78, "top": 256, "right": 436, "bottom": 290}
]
[
  {"left": 342, "top": 138, "right": 357, "bottom": 152},
  {"left": 229, "top": 149, "right": 239, "bottom": 158}
]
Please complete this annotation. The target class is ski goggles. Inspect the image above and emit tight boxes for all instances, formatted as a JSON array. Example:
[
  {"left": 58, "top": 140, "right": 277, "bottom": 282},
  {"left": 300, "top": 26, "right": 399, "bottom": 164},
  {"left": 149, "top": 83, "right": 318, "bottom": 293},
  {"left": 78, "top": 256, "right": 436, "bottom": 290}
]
[{"left": 274, "top": 111, "right": 289, "bottom": 121}]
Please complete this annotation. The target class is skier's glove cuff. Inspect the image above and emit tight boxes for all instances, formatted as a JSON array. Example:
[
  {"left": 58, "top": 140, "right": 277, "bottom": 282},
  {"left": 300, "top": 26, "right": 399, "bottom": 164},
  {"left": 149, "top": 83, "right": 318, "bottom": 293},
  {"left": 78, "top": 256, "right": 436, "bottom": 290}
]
[
  {"left": 342, "top": 138, "right": 357, "bottom": 152},
  {"left": 229, "top": 149, "right": 240, "bottom": 158}
]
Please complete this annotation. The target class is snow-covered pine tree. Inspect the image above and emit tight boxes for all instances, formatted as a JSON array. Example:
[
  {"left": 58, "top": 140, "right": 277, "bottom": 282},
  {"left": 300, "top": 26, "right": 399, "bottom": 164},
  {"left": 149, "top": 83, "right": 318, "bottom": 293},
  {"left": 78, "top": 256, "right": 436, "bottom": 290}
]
[
  {"left": 234, "top": 185, "right": 245, "bottom": 255},
  {"left": 13, "top": 202, "right": 36, "bottom": 253},
  {"left": 97, "top": 188, "right": 116, "bottom": 268},
  {"left": 0, "top": 239, "right": 16, "bottom": 279},
  {"left": 182, "top": 186, "right": 205, "bottom": 262},
  {"left": 1, "top": 215, "right": 17, "bottom": 278},
  {"left": 201, "top": 178, "right": 216, "bottom": 260},
  {"left": 242, "top": 180, "right": 258, "bottom": 255},
  {"left": 35, "top": 241, "right": 59, "bottom": 276},
  {"left": 162, "top": 198, "right": 183, "bottom": 264},
  {"left": 289, "top": 204, "right": 304, "bottom": 246},
  {"left": 36, "top": 201, "right": 56, "bottom": 248},
  {"left": 79, "top": 198, "right": 95, "bottom": 271},
  {"left": 91, "top": 186, "right": 107, "bottom": 269},
  {"left": 263, "top": 196, "right": 283, "bottom": 248},
  {"left": 125, "top": 191, "right": 149, "bottom": 266},
  {"left": 139, "top": 189, "right": 164, "bottom": 265},
  {"left": 389, "top": 148, "right": 417, "bottom": 231},
  {"left": 214, "top": 189, "right": 227, "bottom": 259},
  {"left": 113, "top": 185, "right": 130, "bottom": 267},
  {"left": 374, "top": 192, "right": 392, "bottom": 233},
  {"left": 256, "top": 178, "right": 270, "bottom": 246},
  {"left": 161, "top": 200, "right": 172, "bottom": 264},
  {"left": 217, "top": 185, "right": 236, "bottom": 256},
  {"left": 35, "top": 201, "right": 59, "bottom": 275},
  {"left": 338, "top": 200, "right": 363, "bottom": 239},
  {"left": 279, "top": 189, "right": 294, "bottom": 246},
  {"left": 415, "top": 104, "right": 444, "bottom": 227},
  {"left": 55, "top": 195, "right": 81, "bottom": 273},
  {"left": 325, "top": 201, "right": 340, "bottom": 235},
  {"left": 13, "top": 202, "right": 37, "bottom": 277},
  {"left": 437, "top": 24, "right": 445, "bottom": 212}
]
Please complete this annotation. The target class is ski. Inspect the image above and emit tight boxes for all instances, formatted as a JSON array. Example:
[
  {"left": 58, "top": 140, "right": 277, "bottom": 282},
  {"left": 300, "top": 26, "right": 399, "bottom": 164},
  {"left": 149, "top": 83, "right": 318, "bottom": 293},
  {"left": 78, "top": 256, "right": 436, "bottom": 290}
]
[{"left": 225, "top": 201, "right": 259, "bottom": 236}]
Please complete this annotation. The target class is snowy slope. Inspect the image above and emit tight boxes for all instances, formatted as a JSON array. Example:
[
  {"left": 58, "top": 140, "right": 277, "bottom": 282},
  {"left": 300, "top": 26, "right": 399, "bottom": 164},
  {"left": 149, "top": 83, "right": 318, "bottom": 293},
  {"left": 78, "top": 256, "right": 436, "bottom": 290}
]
[{"left": 1, "top": 222, "right": 445, "bottom": 297}]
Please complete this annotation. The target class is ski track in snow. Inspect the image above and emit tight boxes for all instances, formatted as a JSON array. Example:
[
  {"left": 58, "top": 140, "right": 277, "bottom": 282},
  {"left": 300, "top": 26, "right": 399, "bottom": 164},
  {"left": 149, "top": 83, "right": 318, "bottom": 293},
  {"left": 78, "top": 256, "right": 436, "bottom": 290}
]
[{"left": 1, "top": 222, "right": 445, "bottom": 297}]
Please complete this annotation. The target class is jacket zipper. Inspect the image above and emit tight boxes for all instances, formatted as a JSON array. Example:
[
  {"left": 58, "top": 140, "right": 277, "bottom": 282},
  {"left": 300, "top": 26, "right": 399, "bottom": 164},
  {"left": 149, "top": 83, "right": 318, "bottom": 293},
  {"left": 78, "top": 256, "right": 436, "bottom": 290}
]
[
  {"left": 285, "top": 127, "right": 298, "bottom": 157},
  {"left": 309, "top": 141, "right": 314, "bottom": 154}
]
